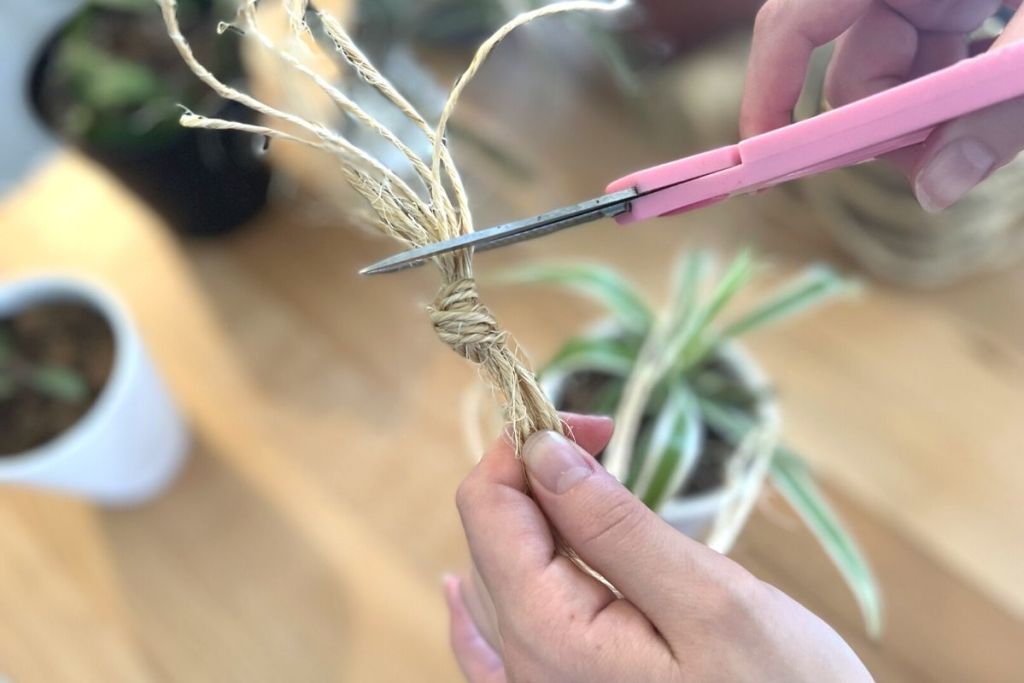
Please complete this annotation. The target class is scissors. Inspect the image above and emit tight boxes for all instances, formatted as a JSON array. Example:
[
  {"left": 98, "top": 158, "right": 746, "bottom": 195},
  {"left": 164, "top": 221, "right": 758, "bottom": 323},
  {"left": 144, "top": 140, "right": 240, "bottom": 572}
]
[{"left": 361, "top": 40, "right": 1024, "bottom": 276}]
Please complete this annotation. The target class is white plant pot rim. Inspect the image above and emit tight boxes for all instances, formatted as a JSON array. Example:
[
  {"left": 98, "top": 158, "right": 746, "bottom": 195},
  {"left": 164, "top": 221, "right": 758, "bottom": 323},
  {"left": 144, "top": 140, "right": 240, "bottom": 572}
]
[
  {"left": 539, "top": 322, "right": 781, "bottom": 512},
  {"left": 0, "top": 274, "right": 139, "bottom": 476}
]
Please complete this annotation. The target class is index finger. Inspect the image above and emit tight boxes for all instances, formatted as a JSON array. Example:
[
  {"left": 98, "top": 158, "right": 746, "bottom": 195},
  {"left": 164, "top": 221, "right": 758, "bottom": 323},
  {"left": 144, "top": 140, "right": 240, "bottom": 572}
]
[{"left": 740, "top": 0, "right": 871, "bottom": 137}]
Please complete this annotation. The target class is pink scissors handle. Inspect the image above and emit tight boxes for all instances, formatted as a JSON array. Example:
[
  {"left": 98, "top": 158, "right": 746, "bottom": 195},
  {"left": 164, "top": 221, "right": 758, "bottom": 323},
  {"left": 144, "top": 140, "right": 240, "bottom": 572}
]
[{"left": 609, "top": 40, "right": 1024, "bottom": 224}]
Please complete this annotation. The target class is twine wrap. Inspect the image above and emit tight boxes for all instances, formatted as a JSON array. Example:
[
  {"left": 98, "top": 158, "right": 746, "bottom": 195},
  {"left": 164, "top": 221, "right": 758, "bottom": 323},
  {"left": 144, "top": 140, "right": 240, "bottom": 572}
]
[
  {"left": 160, "top": 0, "right": 627, "bottom": 454},
  {"left": 431, "top": 278, "right": 562, "bottom": 450},
  {"left": 430, "top": 278, "right": 506, "bottom": 364}
]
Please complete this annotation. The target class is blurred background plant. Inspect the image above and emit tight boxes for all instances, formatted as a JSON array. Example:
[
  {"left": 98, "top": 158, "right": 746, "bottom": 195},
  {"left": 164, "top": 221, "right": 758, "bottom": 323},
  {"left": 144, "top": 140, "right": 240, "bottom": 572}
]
[
  {"left": 0, "top": 329, "right": 87, "bottom": 406},
  {"left": 312, "top": 0, "right": 641, "bottom": 185},
  {"left": 31, "top": 0, "right": 270, "bottom": 235},
  {"left": 355, "top": 0, "right": 763, "bottom": 89},
  {"left": 335, "top": 0, "right": 766, "bottom": 199},
  {"left": 499, "top": 251, "right": 882, "bottom": 638},
  {"left": 35, "top": 0, "right": 231, "bottom": 149},
  {"left": 0, "top": 301, "right": 110, "bottom": 457},
  {"left": 357, "top": 0, "right": 641, "bottom": 90}
]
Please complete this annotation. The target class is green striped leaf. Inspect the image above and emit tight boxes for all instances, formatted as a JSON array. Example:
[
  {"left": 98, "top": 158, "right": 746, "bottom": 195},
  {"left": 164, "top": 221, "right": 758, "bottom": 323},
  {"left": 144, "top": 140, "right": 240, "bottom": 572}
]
[
  {"left": 659, "top": 251, "right": 714, "bottom": 369},
  {"left": 540, "top": 334, "right": 639, "bottom": 380},
  {"left": 720, "top": 265, "right": 858, "bottom": 340},
  {"left": 492, "top": 263, "right": 653, "bottom": 334},
  {"left": 700, "top": 399, "right": 882, "bottom": 638},
  {"left": 678, "top": 250, "right": 757, "bottom": 368},
  {"left": 634, "top": 385, "right": 703, "bottom": 511},
  {"left": 771, "top": 447, "right": 883, "bottom": 640}
]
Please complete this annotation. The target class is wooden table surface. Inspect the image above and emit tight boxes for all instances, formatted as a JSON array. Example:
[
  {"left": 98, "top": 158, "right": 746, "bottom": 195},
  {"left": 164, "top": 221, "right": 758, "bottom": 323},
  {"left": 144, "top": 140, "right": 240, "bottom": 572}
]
[{"left": 3, "top": 28, "right": 1024, "bottom": 682}]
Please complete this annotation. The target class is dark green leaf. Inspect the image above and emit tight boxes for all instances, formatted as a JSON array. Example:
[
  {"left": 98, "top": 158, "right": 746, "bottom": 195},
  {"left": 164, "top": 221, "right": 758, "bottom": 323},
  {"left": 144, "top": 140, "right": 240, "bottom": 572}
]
[{"left": 62, "top": 42, "right": 165, "bottom": 111}]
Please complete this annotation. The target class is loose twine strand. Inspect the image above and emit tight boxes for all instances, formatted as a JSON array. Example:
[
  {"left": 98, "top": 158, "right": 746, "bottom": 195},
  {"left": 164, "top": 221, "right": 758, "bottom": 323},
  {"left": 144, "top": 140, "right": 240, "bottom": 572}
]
[{"left": 160, "top": 0, "right": 628, "bottom": 453}]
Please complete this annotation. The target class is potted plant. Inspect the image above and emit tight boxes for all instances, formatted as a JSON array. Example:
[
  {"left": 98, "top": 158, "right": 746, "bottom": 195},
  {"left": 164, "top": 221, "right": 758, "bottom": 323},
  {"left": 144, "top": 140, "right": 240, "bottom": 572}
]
[
  {"left": 31, "top": 0, "right": 270, "bottom": 235},
  {"left": 498, "top": 250, "right": 882, "bottom": 637},
  {"left": 0, "top": 275, "right": 189, "bottom": 505}
]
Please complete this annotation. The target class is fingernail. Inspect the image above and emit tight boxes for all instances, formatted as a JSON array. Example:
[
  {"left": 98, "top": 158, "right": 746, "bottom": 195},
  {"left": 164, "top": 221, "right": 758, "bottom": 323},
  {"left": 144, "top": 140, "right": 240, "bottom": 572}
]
[
  {"left": 915, "top": 139, "right": 995, "bottom": 213},
  {"left": 523, "top": 431, "right": 593, "bottom": 494}
]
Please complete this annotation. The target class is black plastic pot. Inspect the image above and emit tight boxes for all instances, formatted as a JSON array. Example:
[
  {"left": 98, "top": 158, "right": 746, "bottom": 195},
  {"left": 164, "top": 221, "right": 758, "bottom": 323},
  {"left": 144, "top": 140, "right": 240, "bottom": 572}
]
[
  {"left": 76, "top": 102, "right": 271, "bottom": 236},
  {"left": 29, "top": 7, "right": 270, "bottom": 236}
]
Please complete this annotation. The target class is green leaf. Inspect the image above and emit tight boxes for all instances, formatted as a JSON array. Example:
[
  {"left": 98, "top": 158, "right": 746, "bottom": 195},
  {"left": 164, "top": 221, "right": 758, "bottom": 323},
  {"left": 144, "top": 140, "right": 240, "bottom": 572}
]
[
  {"left": 29, "top": 366, "right": 89, "bottom": 404},
  {"left": 666, "top": 251, "right": 711, "bottom": 326},
  {"left": 634, "top": 385, "right": 703, "bottom": 511},
  {"left": 770, "top": 447, "right": 883, "bottom": 640},
  {"left": 697, "top": 250, "right": 756, "bottom": 330},
  {"left": 658, "top": 251, "right": 713, "bottom": 367},
  {"left": 697, "top": 396, "right": 750, "bottom": 443},
  {"left": 700, "top": 398, "right": 882, "bottom": 639},
  {"left": 720, "top": 265, "right": 859, "bottom": 340},
  {"left": 691, "top": 366, "right": 763, "bottom": 412},
  {"left": 678, "top": 250, "right": 757, "bottom": 367},
  {"left": 540, "top": 334, "right": 639, "bottom": 379},
  {"left": 492, "top": 263, "right": 652, "bottom": 335},
  {"left": 61, "top": 41, "right": 165, "bottom": 111}
]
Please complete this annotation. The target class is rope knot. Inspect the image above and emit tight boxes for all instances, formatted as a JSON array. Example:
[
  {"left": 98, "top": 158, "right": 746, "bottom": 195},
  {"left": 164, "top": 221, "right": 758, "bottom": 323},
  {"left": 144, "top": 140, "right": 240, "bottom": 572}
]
[{"left": 430, "top": 278, "right": 506, "bottom": 363}]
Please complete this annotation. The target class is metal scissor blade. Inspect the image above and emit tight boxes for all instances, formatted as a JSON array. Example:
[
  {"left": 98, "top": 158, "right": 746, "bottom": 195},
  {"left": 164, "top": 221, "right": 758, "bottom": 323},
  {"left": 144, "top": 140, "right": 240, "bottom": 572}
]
[{"left": 359, "top": 188, "right": 638, "bottom": 275}]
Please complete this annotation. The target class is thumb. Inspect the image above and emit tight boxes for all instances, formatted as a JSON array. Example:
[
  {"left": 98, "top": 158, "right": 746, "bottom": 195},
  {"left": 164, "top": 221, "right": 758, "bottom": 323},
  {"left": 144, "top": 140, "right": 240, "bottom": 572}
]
[
  {"left": 913, "top": 21, "right": 1024, "bottom": 213},
  {"left": 912, "top": 96, "right": 1024, "bottom": 212},
  {"left": 521, "top": 430, "right": 752, "bottom": 638}
]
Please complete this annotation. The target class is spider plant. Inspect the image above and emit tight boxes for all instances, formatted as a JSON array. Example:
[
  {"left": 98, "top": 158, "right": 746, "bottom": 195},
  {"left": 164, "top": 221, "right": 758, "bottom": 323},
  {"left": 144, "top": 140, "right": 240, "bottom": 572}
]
[{"left": 498, "top": 250, "right": 882, "bottom": 638}]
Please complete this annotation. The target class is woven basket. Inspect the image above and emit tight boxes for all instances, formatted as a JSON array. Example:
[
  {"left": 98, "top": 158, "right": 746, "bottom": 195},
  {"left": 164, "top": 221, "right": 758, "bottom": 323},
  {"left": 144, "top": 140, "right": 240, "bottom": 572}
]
[
  {"left": 796, "top": 45, "right": 1024, "bottom": 288},
  {"left": 799, "top": 152, "right": 1024, "bottom": 287}
]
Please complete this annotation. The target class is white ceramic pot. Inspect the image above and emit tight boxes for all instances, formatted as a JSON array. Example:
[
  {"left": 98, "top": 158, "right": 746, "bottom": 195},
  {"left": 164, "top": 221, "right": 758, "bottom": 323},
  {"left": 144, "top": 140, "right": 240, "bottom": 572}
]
[
  {"left": 0, "top": 276, "right": 189, "bottom": 506},
  {"left": 541, "top": 337, "right": 780, "bottom": 550},
  {"left": 0, "top": 0, "right": 83, "bottom": 197}
]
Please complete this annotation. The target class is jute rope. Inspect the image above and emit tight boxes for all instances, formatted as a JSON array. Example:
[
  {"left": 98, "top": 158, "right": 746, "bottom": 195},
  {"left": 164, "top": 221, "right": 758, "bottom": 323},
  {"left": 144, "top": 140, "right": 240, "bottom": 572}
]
[{"left": 159, "top": 0, "right": 629, "bottom": 452}]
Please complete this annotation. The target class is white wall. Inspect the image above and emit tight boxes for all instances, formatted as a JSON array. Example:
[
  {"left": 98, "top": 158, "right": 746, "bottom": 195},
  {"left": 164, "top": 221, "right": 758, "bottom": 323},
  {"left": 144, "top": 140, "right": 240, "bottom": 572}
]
[{"left": 0, "top": 0, "right": 82, "bottom": 197}]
